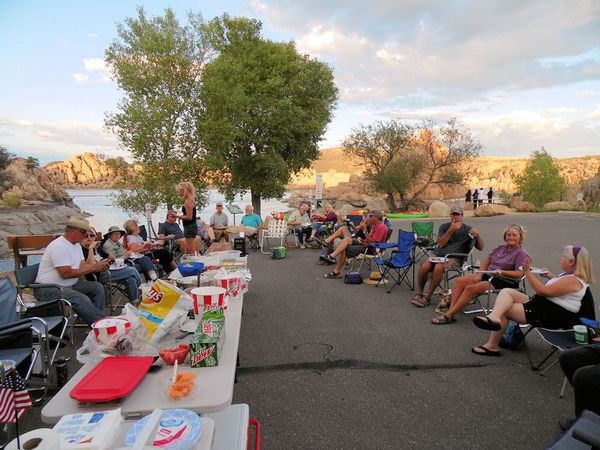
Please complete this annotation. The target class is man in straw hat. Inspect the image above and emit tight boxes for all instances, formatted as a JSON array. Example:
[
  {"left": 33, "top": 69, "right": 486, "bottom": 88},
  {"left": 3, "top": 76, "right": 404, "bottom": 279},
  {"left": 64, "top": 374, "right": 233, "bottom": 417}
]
[{"left": 34, "top": 217, "right": 110, "bottom": 325}]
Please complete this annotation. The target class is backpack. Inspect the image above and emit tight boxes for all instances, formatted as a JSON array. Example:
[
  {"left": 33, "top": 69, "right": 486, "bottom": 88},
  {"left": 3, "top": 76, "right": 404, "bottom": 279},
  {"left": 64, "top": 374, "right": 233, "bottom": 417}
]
[
  {"left": 271, "top": 247, "right": 287, "bottom": 259},
  {"left": 344, "top": 272, "right": 363, "bottom": 284},
  {"left": 499, "top": 320, "right": 525, "bottom": 350}
]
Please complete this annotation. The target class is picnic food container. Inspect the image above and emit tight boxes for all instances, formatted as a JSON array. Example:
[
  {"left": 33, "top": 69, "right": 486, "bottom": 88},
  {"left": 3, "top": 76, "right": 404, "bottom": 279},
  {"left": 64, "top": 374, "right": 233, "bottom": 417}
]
[
  {"left": 159, "top": 344, "right": 190, "bottom": 365},
  {"left": 159, "top": 371, "right": 198, "bottom": 401},
  {"left": 213, "top": 272, "right": 243, "bottom": 300},
  {"left": 190, "top": 286, "right": 227, "bottom": 315},
  {"left": 177, "top": 261, "right": 205, "bottom": 277},
  {"left": 70, "top": 356, "right": 154, "bottom": 402},
  {"left": 91, "top": 317, "right": 132, "bottom": 345},
  {"left": 125, "top": 408, "right": 202, "bottom": 449}
]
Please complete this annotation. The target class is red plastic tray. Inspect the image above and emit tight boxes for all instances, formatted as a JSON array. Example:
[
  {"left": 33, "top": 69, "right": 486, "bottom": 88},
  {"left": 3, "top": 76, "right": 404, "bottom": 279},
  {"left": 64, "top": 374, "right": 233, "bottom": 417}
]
[{"left": 70, "top": 356, "right": 154, "bottom": 402}]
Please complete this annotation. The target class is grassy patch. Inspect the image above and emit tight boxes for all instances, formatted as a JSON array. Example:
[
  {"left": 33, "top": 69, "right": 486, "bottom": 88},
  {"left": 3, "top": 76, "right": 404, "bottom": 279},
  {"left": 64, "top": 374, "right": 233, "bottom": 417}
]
[{"left": 1, "top": 195, "right": 22, "bottom": 208}]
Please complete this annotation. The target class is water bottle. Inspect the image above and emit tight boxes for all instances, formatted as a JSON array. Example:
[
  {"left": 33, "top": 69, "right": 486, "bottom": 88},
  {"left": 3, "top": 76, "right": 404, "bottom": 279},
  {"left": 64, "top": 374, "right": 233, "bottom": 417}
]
[
  {"left": 55, "top": 357, "right": 69, "bottom": 388},
  {"left": 475, "top": 259, "right": 481, "bottom": 269}
]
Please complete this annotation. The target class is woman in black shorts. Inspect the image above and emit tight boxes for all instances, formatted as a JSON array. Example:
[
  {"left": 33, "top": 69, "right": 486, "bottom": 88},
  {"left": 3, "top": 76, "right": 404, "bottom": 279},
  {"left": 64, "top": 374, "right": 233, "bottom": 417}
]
[
  {"left": 175, "top": 181, "right": 197, "bottom": 255},
  {"left": 471, "top": 245, "right": 594, "bottom": 356}
]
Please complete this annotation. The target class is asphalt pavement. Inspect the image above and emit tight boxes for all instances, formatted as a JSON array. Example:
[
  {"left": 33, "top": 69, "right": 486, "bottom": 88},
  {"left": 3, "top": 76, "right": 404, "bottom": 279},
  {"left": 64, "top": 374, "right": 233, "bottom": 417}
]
[{"left": 5, "top": 211, "right": 600, "bottom": 449}]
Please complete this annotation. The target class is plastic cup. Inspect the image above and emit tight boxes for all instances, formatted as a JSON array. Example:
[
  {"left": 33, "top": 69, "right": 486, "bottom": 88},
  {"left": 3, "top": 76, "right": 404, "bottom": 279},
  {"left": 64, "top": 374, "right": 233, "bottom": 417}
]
[
  {"left": 115, "top": 257, "right": 124, "bottom": 268},
  {"left": 574, "top": 325, "right": 589, "bottom": 345}
]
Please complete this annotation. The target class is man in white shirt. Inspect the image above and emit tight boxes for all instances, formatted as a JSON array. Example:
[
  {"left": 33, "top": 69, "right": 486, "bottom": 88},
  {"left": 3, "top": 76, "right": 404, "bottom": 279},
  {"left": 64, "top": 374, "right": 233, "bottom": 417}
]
[
  {"left": 288, "top": 204, "right": 312, "bottom": 249},
  {"left": 210, "top": 202, "right": 229, "bottom": 242},
  {"left": 34, "top": 217, "right": 110, "bottom": 325}
]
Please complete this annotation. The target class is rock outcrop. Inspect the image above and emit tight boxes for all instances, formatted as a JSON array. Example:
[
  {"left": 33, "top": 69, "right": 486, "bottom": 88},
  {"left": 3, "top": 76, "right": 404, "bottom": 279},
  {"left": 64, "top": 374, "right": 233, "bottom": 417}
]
[
  {"left": 43, "top": 152, "right": 115, "bottom": 187},
  {"left": 428, "top": 201, "right": 450, "bottom": 218},
  {"left": 542, "top": 201, "right": 585, "bottom": 211},
  {"left": 0, "top": 158, "right": 84, "bottom": 260},
  {"left": 474, "top": 204, "right": 511, "bottom": 217}
]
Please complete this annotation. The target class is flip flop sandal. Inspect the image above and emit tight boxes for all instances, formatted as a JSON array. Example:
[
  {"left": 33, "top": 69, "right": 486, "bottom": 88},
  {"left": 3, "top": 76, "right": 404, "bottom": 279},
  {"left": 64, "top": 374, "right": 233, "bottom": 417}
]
[
  {"left": 323, "top": 271, "right": 341, "bottom": 279},
  {"left": 431, "top": 314, "right": 456, "bottom": 325},
  {"left": 471, "top": 345, "right": 501, "bottom": 357},
  {"left": 411, "top": 295, "right": 431, "bottom": 307},
  {"left": 472, "top": 316, "right": 502, "bottom": 331}
]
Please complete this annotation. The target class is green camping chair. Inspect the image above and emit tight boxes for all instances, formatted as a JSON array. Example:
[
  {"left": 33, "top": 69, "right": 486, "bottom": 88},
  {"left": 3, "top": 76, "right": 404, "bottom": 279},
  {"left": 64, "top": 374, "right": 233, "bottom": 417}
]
[{"left": 411, "top": 221, "right": 435, "bottom": 263}]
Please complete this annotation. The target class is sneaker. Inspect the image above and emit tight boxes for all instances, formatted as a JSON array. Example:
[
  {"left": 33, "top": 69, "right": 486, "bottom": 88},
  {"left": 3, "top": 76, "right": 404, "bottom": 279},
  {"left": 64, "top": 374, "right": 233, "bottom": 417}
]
[{"left": 299, "top": 244, "right": 306, "bottom": 249}]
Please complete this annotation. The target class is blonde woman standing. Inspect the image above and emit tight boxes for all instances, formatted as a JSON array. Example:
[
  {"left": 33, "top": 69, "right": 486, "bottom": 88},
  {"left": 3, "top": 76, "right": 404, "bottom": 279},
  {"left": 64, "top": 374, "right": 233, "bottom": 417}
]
[{"left": 174, "top": 181, "right": 197, "bottom": 255}]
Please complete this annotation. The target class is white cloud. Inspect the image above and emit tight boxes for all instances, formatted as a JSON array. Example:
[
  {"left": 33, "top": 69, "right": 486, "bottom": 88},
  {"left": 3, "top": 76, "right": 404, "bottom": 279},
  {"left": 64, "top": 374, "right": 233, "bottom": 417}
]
[
  {"left": 587, "top": 104, "right": 600, "bottom": 120},
  {"left": 88, "top": 33, "right": 99, "bottom": 39},
  {"left": 576, "top": 90, "right": 598, "bottom": 98},
  {"left": 72, "top": 57, "right": 111, "bottom": 83},
  {"left": 545, "top": 107, "right": 579, "bottom": 114}
]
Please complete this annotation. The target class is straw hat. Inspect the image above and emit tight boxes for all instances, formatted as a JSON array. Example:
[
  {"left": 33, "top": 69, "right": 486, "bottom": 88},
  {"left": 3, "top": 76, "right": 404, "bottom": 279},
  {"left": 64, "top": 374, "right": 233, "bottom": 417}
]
[
  {"left": 104, "top": 225, "right": 126, "bottom": 239},
  {"left": 66, "top": 216, "right": 92, "bottom": 233},
  {"left": 364, "top": 271, "right": 387, "bottom": 286}
]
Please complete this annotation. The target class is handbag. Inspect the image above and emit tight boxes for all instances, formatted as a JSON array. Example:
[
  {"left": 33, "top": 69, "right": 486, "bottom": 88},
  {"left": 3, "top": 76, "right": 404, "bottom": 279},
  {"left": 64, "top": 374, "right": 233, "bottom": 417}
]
[
  {"left": 435, "top": 289, "right": 452, "bottom": 315},
  {"left": 344, "top": 272, "right": 363, "bottom": 284}
]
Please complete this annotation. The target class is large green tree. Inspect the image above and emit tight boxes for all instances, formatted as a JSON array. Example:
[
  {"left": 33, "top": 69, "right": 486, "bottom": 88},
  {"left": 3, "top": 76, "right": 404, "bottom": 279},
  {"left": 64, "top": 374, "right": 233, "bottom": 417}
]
[
  {"left": 198, "top": 14, "right": 338, "bottom": 215},
  {"left": 343, "top": 118, "right": 481, "bottom": 211},
  {"left": 105, "top": 7, "right": 209, "bottom": 212},
  {"left": 514, "top": 147, "right": 567, "bottom": 207}
]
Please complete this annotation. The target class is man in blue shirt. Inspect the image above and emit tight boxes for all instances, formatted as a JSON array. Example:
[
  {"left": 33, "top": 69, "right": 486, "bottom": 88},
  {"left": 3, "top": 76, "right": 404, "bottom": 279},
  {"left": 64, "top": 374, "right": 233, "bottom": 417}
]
[{"left": 241, "top": 204, "right": 262, "bottom": 235}]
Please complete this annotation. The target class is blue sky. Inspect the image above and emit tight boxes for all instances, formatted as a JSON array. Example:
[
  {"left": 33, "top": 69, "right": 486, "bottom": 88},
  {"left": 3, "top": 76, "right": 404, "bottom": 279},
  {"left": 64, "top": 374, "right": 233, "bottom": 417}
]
[{"left": 1, "top": 0, "right": 600, "bottom": 165}]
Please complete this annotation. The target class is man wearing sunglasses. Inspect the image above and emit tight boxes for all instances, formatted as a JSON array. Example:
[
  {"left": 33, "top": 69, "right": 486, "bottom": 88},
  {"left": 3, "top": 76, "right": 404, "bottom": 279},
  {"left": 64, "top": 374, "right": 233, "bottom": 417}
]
[
  {"left": 34, "top": 217, "right": 110, "bottom": 325},
  {"left": 411, "top": 206, "right": 484, "bottom": 307}
]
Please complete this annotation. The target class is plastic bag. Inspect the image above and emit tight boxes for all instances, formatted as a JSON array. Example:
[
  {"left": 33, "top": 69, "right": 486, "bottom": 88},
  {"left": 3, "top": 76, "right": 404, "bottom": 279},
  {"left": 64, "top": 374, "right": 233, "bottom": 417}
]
[{"left": 76, "top": 304, "right": 153, "bottom": 364}]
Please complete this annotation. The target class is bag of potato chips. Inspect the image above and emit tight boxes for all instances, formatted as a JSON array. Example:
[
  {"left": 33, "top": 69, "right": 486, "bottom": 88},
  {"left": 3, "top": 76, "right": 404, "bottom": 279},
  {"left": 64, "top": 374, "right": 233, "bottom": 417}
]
[{"left": 137, "top": 279, "right": 192, "bottom": 346}]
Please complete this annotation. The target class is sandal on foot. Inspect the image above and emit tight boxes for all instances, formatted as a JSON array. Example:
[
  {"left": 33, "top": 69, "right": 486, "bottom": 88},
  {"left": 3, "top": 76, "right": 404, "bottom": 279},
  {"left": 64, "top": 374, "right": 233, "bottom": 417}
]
[
  {"left": 323, "top": 271, "right": 341, "bottom": 279},
  {"left": 411, "top": 295, "right": 431, "bottom": 307},
  {"left": 473, "top": 316, "right": 501, "bottom": 331},
  {"left": 471, "top": 345, "right": 501, "bottom": 357},
  {"left": 319, "top": 254, "right": 336, "bottom": 265},
  {"left": 431, "top": 314, "right": 456, "bottom": 325}
]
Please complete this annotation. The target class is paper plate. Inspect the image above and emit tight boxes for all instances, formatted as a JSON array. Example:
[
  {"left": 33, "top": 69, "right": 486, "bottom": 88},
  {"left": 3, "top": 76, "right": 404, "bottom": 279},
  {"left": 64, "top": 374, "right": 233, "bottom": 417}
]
[
  {"left": 125, "top": 409, "right": 201, "bottom": 449},
  {"left": 429, "top": 257, "right": 446, "bottom": 264},
  {"left": 109, "top": 263, "right": 126, "bottom": 271}
]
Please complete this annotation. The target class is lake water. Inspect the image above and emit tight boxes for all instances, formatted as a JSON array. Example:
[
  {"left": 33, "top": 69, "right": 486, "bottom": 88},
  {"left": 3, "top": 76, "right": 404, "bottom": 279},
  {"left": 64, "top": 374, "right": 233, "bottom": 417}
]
[{"left": 0, "top": 188, "right": 291, "bottom": 271}]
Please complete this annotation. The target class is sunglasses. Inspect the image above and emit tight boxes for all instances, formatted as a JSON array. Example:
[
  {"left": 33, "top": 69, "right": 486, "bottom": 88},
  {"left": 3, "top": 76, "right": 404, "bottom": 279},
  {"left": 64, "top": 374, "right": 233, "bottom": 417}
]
[
  {"left": 85, "top": 234, "right": 96, "bottom": 238},
  {"left": 450, "top": 212, "right": 463, "bottom": 216}
]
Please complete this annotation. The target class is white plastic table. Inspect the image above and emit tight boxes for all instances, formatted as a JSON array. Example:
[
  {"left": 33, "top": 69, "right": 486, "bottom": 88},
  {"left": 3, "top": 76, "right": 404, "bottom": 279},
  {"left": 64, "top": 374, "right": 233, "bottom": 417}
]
[{"left": 41, "top": 296, "right": 244, "bottom": 424}]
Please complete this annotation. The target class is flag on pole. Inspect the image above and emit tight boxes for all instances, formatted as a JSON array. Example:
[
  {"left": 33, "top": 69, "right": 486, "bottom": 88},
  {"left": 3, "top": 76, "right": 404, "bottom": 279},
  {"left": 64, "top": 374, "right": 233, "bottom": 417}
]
[{"left": 0, "top": 368, "right": 32, "bottom": 423}]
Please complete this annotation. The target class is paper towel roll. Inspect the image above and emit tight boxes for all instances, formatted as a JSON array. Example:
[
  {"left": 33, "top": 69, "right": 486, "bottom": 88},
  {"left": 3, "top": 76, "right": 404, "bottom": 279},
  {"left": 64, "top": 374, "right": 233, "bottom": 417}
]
[{"left": 5, "top": 428, "right": 61, "bottom": 450}]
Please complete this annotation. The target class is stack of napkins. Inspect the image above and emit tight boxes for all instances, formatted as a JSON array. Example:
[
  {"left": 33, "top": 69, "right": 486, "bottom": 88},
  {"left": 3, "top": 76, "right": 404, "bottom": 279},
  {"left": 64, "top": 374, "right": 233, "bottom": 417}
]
[{"left": 53, "top": 408, "right": 122, "bottom": 449}]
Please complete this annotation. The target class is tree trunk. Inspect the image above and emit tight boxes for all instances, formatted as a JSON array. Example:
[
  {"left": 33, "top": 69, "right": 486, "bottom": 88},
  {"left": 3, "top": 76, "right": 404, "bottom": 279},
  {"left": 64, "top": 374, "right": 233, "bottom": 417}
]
[
  {"left": 251, "top": 190, "right": 262, "bottom": 216},
  {"left": 385, "top": 192, "right": 398, "bottom": 212}
]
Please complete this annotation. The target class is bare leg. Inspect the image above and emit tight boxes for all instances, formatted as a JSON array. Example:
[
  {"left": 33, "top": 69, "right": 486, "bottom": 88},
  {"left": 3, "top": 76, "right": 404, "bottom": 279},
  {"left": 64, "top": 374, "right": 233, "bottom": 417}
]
[
  {"left": 423, "top": 263, "right": 447, "bottom": 300},
  {"left": 445, "top": 279, "right": 491, "bottom": 318},
  {"left": 417, "top": 261, "right": 433, "bottom": 295},
  {"left": 478, "top": 289, "right": 529, "bottom": 351},
  {"left": 185, "top": 237, "right": 195, "bottom": 254}
]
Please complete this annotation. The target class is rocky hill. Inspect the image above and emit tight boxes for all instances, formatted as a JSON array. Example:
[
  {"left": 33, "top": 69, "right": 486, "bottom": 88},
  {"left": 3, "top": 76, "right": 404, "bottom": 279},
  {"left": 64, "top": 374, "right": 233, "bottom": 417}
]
[
  {"left": 289, "top": 148, "right": 600, "bottom": 199},
  {"left": 43, "top": 152, "right": 116, "bottom": 187}
]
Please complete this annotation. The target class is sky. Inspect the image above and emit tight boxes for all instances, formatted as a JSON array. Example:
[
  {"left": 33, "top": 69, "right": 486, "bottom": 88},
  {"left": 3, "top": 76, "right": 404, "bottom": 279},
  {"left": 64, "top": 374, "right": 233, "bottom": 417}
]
[{"left": 1, "top": 0, "right": 600, "bottom": 166}]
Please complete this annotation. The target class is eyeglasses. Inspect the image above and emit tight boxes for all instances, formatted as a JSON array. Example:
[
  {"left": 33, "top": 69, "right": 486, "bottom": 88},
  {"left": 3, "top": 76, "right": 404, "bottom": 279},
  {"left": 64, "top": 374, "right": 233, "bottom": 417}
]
[{"left": 85, "top": 234, "right": 96, "bottom": 238}]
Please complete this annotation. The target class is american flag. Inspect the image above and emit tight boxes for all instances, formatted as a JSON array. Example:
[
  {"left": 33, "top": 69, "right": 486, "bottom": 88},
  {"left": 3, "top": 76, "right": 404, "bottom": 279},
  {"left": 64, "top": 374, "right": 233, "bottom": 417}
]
[{"left": 0, "top": 368, "right": 32, "bottom": 423}]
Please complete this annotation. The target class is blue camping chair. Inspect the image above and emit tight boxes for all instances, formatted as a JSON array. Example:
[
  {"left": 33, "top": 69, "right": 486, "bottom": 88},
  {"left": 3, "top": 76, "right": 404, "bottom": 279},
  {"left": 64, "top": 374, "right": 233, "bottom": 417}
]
[{"left": 374, "top": 230, "right": 416, "bottom": 293}]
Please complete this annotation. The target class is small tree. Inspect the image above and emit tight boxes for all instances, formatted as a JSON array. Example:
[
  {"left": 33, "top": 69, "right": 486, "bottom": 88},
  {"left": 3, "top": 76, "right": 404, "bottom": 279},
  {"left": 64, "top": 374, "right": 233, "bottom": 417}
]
[
  {"left": 25, "top": 157, "right": 39, "bottom": 171},
  {"left": 514, "top": 147, "right": 567, "bottom": 207},
  {"left": 198, "top": 14, "right": 338, "bottom": 215},
  {"left": 0, "top": 145, "right": 15, "bottom": 171},
  {"left": 344, "top": 118, "right": 481, "bottom": 211}
]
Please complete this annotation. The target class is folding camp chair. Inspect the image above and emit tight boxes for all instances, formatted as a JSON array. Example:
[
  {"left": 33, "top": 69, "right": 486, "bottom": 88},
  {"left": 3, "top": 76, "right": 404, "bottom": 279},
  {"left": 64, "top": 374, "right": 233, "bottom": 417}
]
[
  {"left": 524, "top": 288, "right": 596, "bottom": 397},
  {"left": 260, "top": 219, "right": 287, "bottom": 254},
  {"left": 374, "top": 230, "right": 416, "bottom": 293},
  {"left": 349, "top": 228, "right": 395, "bottom": 273},
  {"left": 464, "top": 274, "right": 527, "bottom": 315},
  {"left": 548, "top": 409, "right": 600, "bottom": 449},
  {"left": 441, "top": 236, "right": 477, "bottom": 290},
  {"left": 14, "top": 264, "right": 72, "bottom": 366},
  {"left": 412, "top": 221, "right": 435, "bottom": 263}
]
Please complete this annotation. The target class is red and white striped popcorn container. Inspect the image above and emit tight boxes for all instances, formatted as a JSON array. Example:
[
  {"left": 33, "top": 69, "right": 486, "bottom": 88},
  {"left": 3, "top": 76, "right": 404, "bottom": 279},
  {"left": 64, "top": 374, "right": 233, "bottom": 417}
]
[
  {"left": 213, "top": 273, "right": 243, "bottom": 302},
  {"left": 191, "top": 286, "right": 228, "bottom": 314},
  {"left": 91, "top": 317, "right": 132, "bottom": 345}
]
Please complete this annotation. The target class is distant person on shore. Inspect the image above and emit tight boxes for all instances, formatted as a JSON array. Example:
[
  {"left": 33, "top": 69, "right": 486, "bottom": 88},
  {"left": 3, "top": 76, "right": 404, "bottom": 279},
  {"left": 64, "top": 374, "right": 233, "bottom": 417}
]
[
  {"left": 173, "top": 181, "right": 197, "bottom": 255},
  {"left": 479, "top": 188, "right": 485, "bottom": 206},
  {"left": 241, "top": 204, "right": 262, "bottom": 236},
  {"left": 210, "top": 202, "right": 229, "bottom": 242},
  {"left": 472, "top": 189, "right": 479, "bottom": 209},
  {"left": 411, "top": 206, "right": 484, "bottom": 307},
  {"left": 465, "top": 189, "right": 472, "bottom": 205},
  {"left": 487, "top": 187, "right": 494, "bottom": 204},
  {"left": 82, "top": 226, "right": 142, "bottom": 304},
  {"left": 34, "top": 217, "right": 108, "bottom": 325},
  {"left": 288, "top": 204, "right": 312, "bottom": 249},
  {"left": 103, "top": 225, "right": 159, "bottom": 281}
]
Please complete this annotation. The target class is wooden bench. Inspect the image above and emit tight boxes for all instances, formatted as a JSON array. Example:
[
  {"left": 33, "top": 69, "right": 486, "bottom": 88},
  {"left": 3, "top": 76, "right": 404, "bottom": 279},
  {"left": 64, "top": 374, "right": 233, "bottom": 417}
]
[{"left": 6, "top": 234, "right": 60, "bottom": 269}]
